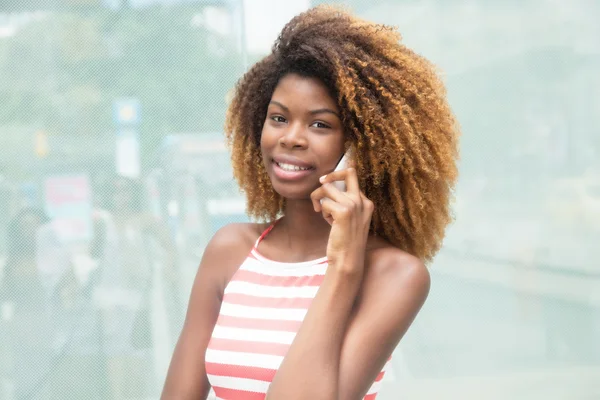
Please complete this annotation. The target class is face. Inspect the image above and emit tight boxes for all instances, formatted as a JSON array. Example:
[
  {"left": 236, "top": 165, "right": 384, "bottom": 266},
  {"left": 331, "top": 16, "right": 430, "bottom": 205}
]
[{"left": 260, "top": 73, "right": 346, "bottom": 200}]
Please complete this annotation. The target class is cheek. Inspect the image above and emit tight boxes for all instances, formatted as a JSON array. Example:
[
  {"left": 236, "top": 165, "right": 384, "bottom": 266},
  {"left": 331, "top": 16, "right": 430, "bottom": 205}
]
[
  {"left": 259, "top": 123, "right": 270, "bottom": 148},
  {"left": 318, "top": 137, "right": 346, "bottom": 167},
  {"left": 259, "top": 130, "right": 272, "bottom": 167},
  {"left": 259, "top": 130, "right": 266, "bottom": 150},
  {"left": 260, "top": 125, "right": 281, "bottom": 153},
  {"left": 260, "top": 123, "right": 277, "bottom": 143},
  {"left": 259, "top": 130, "right": 267, "bottom": 155}
]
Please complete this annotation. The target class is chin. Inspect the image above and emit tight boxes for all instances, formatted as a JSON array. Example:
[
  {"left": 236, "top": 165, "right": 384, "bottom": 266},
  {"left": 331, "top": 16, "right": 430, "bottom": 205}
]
[
  {"left": 271, "top": 183, "right": 313, "bottom": 200},
  {"left": 269, "top": 176, "right": 317, "bottom": 201}
]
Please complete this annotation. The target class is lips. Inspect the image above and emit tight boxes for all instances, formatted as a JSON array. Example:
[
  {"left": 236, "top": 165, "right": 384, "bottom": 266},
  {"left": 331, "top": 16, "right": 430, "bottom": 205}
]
[
  {"left": 275, "top": 161, "right": 311, "bottom": 172},
  {"left": 271, "top": 156, "right": 315, "bottom": 181},
  {"left": 272, "top": 155, "right": 314, "bottom": 169}
]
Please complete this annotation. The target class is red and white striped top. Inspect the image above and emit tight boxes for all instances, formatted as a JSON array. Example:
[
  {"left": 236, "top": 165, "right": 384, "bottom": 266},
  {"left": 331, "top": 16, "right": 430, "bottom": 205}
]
[{"left": 205, "top": 223, "right": 389, "bottom": 399}]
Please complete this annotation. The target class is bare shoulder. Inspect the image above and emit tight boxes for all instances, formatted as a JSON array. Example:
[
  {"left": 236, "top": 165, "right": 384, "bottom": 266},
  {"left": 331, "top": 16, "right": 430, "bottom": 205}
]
[
  {"left": 205, "top": 222, "right": 266, "bottom": 254},
  {"left": 161, "top": 221, "right": 269, "bottom": 399},
  {"left": 201, "top": 222, "right": 270, "bottom": 289},
  {"left": 362, "top": 237, "right": 431, "bottom": 306},
  {"left": 206, "top": 223, "right": 259, "bottom": 251}
]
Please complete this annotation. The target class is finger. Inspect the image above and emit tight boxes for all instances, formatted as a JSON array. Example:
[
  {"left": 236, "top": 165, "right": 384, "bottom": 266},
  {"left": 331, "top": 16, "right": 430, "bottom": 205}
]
[
  {"left": 359, "top": 192, "right": 371, "bottom": 204},
  {"left": 359, "top": 192, "right": 375, "bottom": 215},
  {"left": 319, "top": 197, "right": 347, "bottom": 225},
  {"left": 320, "top": 182, "right": 353, "bottom": 204},
  {"left": 310, "top": 187, "right": 324, "bottom": 212},
  {"left": 320, "top": 167, "right": 360, "bottom": 195},
  {"left": 310, "top": 184, "right": 351, "bottom": 212}
]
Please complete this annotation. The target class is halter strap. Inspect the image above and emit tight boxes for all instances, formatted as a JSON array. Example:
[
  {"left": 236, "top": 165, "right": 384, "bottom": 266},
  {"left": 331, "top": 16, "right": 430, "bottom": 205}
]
[{"left": 253, "top": 219, "right": 280, "bottom": 249}]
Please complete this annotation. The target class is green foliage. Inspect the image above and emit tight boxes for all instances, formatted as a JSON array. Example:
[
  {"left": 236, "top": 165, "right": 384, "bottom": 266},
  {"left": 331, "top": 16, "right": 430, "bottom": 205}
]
[{"left": 0, "top": 6, "right": 242, "bottom": 163}]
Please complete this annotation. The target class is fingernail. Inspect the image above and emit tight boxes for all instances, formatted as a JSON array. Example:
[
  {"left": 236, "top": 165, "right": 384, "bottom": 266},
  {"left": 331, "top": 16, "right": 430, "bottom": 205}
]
[{"left": 319, "top": 175, "right": 326, "bottom": 182}]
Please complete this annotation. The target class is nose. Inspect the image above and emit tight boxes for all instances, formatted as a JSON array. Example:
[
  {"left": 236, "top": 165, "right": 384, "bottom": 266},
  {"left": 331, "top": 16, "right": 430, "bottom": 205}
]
[{"left": 278, "top": 122, "right": 308, "bottom": 149}]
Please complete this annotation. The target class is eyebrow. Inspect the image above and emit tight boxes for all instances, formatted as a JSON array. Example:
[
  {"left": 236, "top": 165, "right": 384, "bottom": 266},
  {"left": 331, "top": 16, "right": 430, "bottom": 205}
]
[{"left": 269, "top": 101, "right": 340, "bottom": 118}]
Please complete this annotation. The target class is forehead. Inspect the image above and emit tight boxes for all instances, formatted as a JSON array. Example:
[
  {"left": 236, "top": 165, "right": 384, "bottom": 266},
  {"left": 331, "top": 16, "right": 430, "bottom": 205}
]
[{"left": 271, "top": 73, "right": 339, "bottom": 111}]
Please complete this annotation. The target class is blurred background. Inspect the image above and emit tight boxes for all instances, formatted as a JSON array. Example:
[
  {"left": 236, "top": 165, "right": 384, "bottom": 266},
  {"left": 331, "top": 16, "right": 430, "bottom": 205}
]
[{"left": 0, "top": 0, "right": 598, "bottom": 399}]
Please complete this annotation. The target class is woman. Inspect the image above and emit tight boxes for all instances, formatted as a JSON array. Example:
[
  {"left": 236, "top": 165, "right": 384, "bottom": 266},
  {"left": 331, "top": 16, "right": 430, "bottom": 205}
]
[{"left": 162, "top": 6, "right": 458, "bottom": 400}]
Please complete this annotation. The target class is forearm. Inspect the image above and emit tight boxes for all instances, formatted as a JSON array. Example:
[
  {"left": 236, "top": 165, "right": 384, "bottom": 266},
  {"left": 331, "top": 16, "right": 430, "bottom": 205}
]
[{"left": 266, "top": 262, "right": 362, "bottom": 400}]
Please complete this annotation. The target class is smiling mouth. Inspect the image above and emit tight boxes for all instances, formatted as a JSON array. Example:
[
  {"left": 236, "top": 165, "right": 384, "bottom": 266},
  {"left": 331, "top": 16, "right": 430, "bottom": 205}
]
[{"left": 273, "top": 160, "right": 314, "bottom": 172}]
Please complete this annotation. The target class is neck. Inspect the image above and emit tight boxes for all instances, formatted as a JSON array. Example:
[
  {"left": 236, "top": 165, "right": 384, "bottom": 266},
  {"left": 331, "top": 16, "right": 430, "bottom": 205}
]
[{"left": 275, "top": 198, "right": 332, "bottom": 257}]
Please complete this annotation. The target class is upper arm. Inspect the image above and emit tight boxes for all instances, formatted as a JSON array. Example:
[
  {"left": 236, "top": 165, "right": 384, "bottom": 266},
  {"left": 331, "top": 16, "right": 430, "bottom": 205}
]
[
  {"left": 338, "top": 251, "right": 430, "bottom": 400},
  {"left": 161, "top": 223, "right": 253, "bottom": 400}
]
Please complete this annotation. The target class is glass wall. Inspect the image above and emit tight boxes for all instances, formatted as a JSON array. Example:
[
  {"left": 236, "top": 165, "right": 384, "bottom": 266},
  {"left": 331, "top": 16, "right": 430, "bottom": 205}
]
[{"left": 0, "top": 1, "right": 598, "bottom": 399}]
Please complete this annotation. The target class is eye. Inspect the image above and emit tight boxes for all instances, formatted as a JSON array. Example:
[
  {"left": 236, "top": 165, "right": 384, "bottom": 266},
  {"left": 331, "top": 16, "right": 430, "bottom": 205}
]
[
  {"left": 311, "top": 121, "right": 331, "bottom": 129},
  {"left": 271, "top": 115, "right": 287, "bottom": 123}
]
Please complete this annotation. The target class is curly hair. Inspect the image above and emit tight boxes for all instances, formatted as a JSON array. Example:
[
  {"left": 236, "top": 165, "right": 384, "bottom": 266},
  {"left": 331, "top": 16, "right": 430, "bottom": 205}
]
[{"left": 224, "top": 5, "right": 459, "bottom": 262}]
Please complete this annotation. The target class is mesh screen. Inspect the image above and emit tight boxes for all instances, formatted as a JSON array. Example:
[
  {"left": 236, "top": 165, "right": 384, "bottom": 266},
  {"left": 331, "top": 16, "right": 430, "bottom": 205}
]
[{"left": 0, "top": 1, "right": 599, "bottom": 399}]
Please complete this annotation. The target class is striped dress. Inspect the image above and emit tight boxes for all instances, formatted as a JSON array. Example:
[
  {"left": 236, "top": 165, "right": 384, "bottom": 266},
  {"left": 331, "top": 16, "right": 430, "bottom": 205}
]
[{"left": 205, "top": 223, "right": 388, "bottom": 399}]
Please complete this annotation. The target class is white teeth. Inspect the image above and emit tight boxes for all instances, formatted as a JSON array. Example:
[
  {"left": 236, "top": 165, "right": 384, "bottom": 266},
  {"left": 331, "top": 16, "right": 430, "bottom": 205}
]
[{"left": 277, "top": 162, "right": 310, "bottom": 172}]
